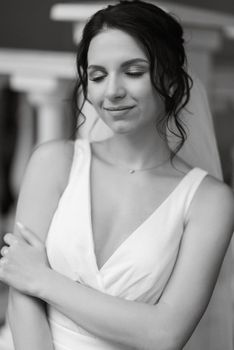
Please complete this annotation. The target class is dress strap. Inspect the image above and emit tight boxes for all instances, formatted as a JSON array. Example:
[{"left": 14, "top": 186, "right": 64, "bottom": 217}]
[
  {"left": 184, "top": 168, "right": 208, "bottom": 215},
  {"left": 67, "top": 139, "right": 90, "bottom": 183}
]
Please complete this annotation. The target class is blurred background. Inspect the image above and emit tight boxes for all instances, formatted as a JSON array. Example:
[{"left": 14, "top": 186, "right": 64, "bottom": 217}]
[{"left": 0, "top": 0, "right": 234, "bottom": 347}]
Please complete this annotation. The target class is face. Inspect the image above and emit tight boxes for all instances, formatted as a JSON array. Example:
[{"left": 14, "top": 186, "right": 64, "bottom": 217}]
[{"left": 87, "top": 28, "right": 165, "bottom": 135}]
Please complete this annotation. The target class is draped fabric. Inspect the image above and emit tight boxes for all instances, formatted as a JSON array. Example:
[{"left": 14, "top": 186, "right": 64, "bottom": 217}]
[{"left": 46, "top": 139, "right": 208, "bottom": 350}]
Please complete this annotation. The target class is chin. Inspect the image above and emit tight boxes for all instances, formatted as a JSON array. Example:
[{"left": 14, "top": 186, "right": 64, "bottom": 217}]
[
  {"left": 111, "top": 123, "right": 137, "bottom": 135},
  {"left": 107, "top": 117, "right": 138, "bottom": 132}
]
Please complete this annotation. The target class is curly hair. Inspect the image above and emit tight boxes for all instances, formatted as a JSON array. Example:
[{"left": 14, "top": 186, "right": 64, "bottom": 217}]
[{"left": 72, "top": 0, "right": 193, "bottom": 155}]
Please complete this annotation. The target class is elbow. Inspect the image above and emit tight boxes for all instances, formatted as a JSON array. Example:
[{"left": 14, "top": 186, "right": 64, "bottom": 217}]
[
  {"left": 161, "top": 338, "right": 182, "bottom": 350},
  {"left": 146, "top": 339, "right": 181, "bottom": 350},
  {"left": 141, "top": 329, "right": 182, "bottom": 350}
]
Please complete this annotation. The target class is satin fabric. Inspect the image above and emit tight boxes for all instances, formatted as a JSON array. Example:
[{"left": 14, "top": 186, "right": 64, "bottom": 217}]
[{"left": 46, "top": 139, "right": 208, "bottom": 349}]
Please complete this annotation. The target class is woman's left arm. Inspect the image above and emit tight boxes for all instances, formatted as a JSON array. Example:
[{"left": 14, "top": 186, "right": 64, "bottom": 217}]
[{"left": 1, "top": 177, "right": 233, "bottom": 350}]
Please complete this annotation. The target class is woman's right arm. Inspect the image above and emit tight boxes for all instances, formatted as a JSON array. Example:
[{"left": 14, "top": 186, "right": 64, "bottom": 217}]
[
  {"left": 8, "top": 290, "right": 54, "bottom": 350},
  {"left": 7, "top": 140, "right": 74, "bottom": 350}
]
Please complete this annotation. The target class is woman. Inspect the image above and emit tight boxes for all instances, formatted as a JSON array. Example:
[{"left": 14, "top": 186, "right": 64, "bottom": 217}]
[{"left": 0, "top": 1, "right": 233, "bottom": 350}]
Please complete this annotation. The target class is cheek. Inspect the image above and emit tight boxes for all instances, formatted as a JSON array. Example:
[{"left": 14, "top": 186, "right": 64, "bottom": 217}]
[
  {"left": 140, "top": 88, "right": 164, "bottom": 119},
  {"left": 130, "top": 76, "right": 155, "bottom": 104},
  {"left": 87, "top": 84, "right": 103, "bottom": 107},
  {"left": 138, "top": 85, "right": 156, "bottom": 108}
]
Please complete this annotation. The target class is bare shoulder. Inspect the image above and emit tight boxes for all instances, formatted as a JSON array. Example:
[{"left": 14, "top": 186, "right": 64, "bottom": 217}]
[
  {"left": 191, "top": 174, "right": 234, "bottom": 213},
  {"left": 186, "top": 174, "right": 234, "bottom": 238},
  {"left": 16, "top": 139, "right": 75, "bottom": 241},
  {"left": 33, "top": 138, "right": 74, "bottom": 160},
  {"left": 29, "top": 139, "right": 74, "bottom": 188}
]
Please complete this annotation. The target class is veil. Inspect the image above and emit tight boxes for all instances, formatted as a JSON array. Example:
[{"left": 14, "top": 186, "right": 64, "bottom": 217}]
[{"left": 79, "top": 74, "right": 234, "bottom": 350}]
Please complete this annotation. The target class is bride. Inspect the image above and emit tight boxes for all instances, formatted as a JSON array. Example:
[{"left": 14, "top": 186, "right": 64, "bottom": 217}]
[{"left": 0, "top": 1, "right": 233, "bottom": 349}]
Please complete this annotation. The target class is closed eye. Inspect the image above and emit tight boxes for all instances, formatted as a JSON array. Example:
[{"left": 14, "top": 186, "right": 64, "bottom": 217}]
[
  {"left": 125, "top": 71, "right": 145, "bottom": 77},
  {"left": 88, "top": 74, "right": 106, "bottom": 82}
]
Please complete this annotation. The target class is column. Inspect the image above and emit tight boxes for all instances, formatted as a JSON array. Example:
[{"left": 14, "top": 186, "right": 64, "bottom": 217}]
[{"left": 10, "top": 75, "right": 72, "bottom": 145}]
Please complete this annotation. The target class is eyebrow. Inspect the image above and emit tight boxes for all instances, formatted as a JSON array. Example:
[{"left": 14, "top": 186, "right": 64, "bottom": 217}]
[{"left": 88, "top": 58, "right": 149, "bottom": 70}]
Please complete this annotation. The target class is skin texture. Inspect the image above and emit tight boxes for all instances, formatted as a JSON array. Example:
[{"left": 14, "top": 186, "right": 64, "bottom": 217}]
[
  {"left": 87, "top": 29, "right": 165, "bottom": 136},
  {"left": 1, "top": 29, "right": 234, "bottom": 350}
]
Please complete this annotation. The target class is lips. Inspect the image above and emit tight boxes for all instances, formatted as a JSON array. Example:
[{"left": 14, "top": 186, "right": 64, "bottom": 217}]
[{"left": 104, "top": 105, "right": 134, "bottom": 111}]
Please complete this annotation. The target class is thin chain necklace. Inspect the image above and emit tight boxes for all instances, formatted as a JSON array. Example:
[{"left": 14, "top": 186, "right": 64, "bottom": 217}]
[{"left": 114, "top": 157, "right": 170, "bottom": 174}]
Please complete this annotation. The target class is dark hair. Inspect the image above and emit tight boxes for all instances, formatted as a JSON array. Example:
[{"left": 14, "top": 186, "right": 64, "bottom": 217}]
[{"left": 72, "top": 0, "right": 193, "bottom": 154}]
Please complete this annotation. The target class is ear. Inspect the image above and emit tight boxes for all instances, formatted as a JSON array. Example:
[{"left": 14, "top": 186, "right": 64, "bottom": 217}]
[{"left": 16, "top": 222, "right": 42, "bottom": 248}]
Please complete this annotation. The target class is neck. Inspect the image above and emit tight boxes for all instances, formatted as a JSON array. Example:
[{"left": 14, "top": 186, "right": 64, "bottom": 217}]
[{"left": 106, "top": 126, "right": 171, "bottom": 169}]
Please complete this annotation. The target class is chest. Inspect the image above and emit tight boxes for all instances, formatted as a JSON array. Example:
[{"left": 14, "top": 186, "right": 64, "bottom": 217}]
[{"left": 90, "top": 160, "right": 182, "bottom": 270}]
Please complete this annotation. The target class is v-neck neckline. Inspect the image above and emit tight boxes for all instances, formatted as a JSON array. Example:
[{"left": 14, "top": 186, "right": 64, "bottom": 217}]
[{"left": 87, "top": 141, "right": 196, "bottom": 273}]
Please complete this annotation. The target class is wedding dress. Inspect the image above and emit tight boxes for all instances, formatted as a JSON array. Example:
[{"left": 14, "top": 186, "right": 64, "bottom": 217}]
[{"left": 46, "top": 138, "right": 208, "bottom": 350}]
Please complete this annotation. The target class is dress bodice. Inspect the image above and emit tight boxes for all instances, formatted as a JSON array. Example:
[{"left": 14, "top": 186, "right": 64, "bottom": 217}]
[{"left": 46, "top": 139, "right": 208, "bottom": 350}]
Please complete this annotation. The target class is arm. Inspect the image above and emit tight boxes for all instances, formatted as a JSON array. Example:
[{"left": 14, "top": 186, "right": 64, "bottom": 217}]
[
  {"left": 7, "top": 140, "right": 73, "bottom": 350},
  {"left": 3, "top": 176, "right": 234, "bottom": 350},
  {"left": 37, "top": 177, "right": 234, "bottom": 350}
]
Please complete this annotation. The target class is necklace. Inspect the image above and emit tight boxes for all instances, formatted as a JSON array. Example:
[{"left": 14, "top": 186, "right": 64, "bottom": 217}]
[{"left": 116, "top": 157, "right": 170, "bottom": 174}]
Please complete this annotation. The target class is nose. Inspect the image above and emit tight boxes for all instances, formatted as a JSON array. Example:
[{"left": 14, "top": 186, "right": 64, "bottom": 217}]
[{"left": 105, "top": 74, "right": 126, "bottom": 101}]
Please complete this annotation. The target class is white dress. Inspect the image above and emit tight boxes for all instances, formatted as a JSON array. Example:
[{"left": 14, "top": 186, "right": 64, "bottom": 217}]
[{"left": 46, "top": 139, "right": 208, "bottom": 350}]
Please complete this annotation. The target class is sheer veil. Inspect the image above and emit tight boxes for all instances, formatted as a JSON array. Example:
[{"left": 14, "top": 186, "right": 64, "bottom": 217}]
[{"left": 79, "top": 74, "right": 234, "bottom": 350}]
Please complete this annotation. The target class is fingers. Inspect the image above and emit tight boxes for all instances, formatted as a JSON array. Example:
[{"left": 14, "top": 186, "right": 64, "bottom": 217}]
[
  {"left": 0, "top": 234, "right": 18, "bottom": 261},
  {"left": 0, "top": 244, "right": 10, "bottom": 270},
  {"left": 0, "top": 257, "right": 8, "bottom": 265},
  {"left": 0, "top": 257, "right": 8, "bottom": 271},
  {"left": 1, "top": 246, "right": 9, "bottom": 257},
  {"left": 3, "top": 233, "right": 18, "bottom": 246},
  {"left": 16, "top": 222, "right": 42, "bottom": 248}
]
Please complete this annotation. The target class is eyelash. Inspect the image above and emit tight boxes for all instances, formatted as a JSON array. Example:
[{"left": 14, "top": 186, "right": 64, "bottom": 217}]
[
  {"left": 89, "top": 75, "right": 106, "bottom": 82},
  {"left": 89, "top": 71, "right": 145, "bottom": 83},
  {"left": 126, "top": 71, "right": 145, "bottom": 77}
]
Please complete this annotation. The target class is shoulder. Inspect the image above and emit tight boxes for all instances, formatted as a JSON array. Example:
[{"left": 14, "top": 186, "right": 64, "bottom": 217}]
[
  {"left": 186, "top": 174, "right": 234, "bottom": 239},
  {"left": 190, "top": 174, "right": 234, "bottom": 215},
  {"left": 30, "top": 139, "right": 74, "bottom": 174},
  {"left": 32, "top": 138, "right": 74, "bottom": 158},
  {"left": 15, "top": 140, "right": 75, "bottom": 241},
  {"left": 25, "top": 139, "right": 75, "bottom": 192}
]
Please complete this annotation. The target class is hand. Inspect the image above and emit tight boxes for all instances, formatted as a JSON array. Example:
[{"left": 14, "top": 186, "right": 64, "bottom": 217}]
[{"left": 0, "top": 222, "right": 50, "bottom": 296}]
